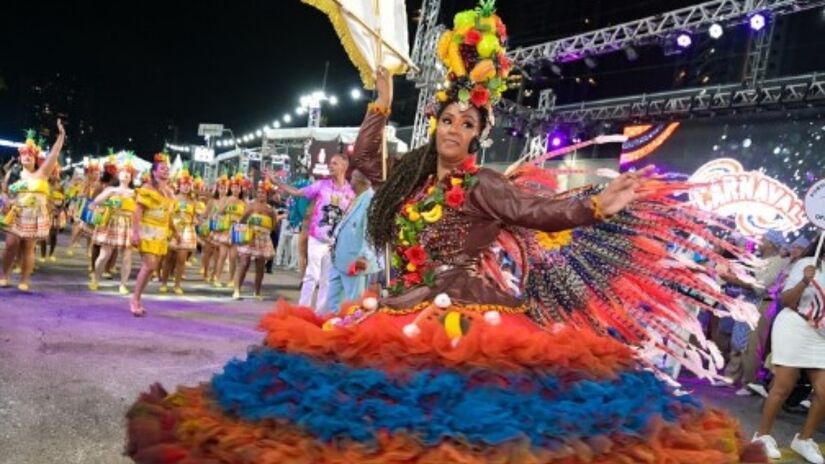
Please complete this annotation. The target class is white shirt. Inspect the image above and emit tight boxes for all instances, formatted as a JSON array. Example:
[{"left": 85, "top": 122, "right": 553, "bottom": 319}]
[{"left": 783, "top": 257, "right": 825, "bottom": 334}]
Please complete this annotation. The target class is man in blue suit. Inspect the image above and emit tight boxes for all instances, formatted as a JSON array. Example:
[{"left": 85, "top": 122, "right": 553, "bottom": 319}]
[{"left": 325, "top": 169, "right": 380, "bottom": 314}]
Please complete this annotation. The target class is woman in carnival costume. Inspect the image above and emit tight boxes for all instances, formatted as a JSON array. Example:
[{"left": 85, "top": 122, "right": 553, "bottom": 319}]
[
  {"left": 125, "top": 3, "right": 767, "bottom": 462},
  {"left": 129, "top": 153, "right": 176, "bottom": 317},
  {"left": 232, "top": 179, "right": 279, "bottom": 300},
  {"left": 88, "top": 156, "right": 138, "bottom": 295},
  {"left": 39, "top": 150, "right": 66, "bottom": 263},
  {"left": 67, "top": 159, "right": 102, "bottom": 257},
  {"left": 209, "top": 173, "right": 248, "bottom": 287},
  {"left": 159, "top": 165, "right": 204, "bottom": 295},
  {"left": 0, "top": 121, "right": 65, "bottom": 290},
  {"left": 202, "top": 173, "right": 229, "bottom": 282}
]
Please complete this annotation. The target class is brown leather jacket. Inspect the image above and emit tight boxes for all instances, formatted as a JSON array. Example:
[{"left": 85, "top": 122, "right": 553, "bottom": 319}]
[{"left": 351, "top": 110, "right": 599, "bottom": 310}]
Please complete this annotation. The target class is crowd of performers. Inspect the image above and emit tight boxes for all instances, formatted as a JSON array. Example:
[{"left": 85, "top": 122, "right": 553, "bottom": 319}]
[{"left": 0, "top": 137, "right": 283, "bottom": 317}]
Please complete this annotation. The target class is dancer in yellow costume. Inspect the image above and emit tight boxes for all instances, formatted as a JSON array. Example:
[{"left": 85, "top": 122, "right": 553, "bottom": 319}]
[
  {"left": 0, "top": 120, "right": 65, "bottom": 291},
  {"left": 67, "top": 160, "right": 102, "bottom": 257},
  {"left": 209, "top": 173, "right": 247, "bottom": 287},
  {"left": 39, "top": 152, "right": 65, "bottom": 263},
  {"left": 159, "top": 165, "right": 204, "bottom": 295},
  {"left": 129, "top": 153, "right": 175, "bottom": 317},
  {"left": 201, "top": 173, "right": 228, "bottom": 282},
  {"left": 233, "top": 179, "right": 279, "bottom": 300},
  {"left": 89, "top": 157, "right": 138, "bottom": 295}
]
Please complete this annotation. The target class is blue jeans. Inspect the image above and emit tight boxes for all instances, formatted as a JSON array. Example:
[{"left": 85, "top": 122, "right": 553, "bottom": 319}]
[{"left": 324, "top": 265, "right": 368, "bottom": 316}]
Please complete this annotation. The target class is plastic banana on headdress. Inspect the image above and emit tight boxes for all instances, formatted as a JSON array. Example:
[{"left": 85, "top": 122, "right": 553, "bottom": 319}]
[
  {"left": 18, "top": 129, "right": 43, "bottom": 158},
  {"left": 432, "top": 0, "right": 510, "bottom": 147}
]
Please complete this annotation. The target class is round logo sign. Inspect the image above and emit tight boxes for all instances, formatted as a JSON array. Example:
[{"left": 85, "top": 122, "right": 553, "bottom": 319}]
[{"left": 805, "top": 179, "right": 825, "bottom": 229}]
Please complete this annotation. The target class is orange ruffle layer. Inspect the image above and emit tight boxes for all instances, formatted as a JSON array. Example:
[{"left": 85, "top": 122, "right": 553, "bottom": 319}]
[
  {"left": 258, "top": 300, "right": 636, "bottom": 378},
  {"left": 126, "top": 384, "right": 763, "bottom": 464}
]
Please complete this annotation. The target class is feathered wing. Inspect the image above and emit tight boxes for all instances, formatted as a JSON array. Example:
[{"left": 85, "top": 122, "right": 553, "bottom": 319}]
[{"left": 499, "top": 166, "right": 761, "bottom": 381}]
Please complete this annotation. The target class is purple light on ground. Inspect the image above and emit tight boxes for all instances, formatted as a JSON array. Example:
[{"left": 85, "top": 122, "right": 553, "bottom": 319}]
[{"left": 749, "top": 13, "right": 766, "bottom": 31}]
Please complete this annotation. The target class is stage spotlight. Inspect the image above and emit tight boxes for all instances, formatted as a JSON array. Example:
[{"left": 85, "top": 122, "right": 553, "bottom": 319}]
[
  {"left": 749, "top": 13, "right": 766, "bottom": 31},
  {"left": 676, "top": 33, "right": 692, "bottom": 48},
  {"left": 550, "top": 136, "right": 563, "bottom": 147},
  {"left": 709, "top": 23, "right": 724, "bottom": 39},
  {"left": 583, "top": 56, "right": 597, "bottom": 69},
  {"left": 550, "top": 63, "right": 562, "bottom": 76}
]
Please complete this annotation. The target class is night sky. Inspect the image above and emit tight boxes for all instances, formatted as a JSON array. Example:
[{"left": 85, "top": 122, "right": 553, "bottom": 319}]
[{"left": 1, "top": 1, "right": 824, "bottom": 159}]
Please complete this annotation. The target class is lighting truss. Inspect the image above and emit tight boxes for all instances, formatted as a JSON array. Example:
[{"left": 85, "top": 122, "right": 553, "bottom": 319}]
[
  {"left": 548, "top": 73, "right": 825, "bottom": 123},
  {"left": 506, "top": 0, "right": 825, "bottom": 68}
]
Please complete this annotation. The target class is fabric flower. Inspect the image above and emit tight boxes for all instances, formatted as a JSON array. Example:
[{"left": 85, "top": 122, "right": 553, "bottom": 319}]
[
  {"left": 450, "top": 177, "right": 463, "bottom": 187},
  {"left": 403, "top": 272, "right": 422, "bottom": 287},
  {"left": 461, "top": 155, "right": 478, "bottom": 172},
  {"left": 470, "top": 85, "right": 490, "bottom": 107},
  {"left": 406, "top": 262, "right": 417, "bottom": 272},
  {"left": 445, "top": 185, "right": 466, "bottom": 209},
  {"left": 464, "top": 29, "right": 482, "bottom": 46},
  {"left": 404, "top": 244, "right": 428, "bottom": 266},
  {"left": 347, "top": 262, "right": 360, "bottom": 276}
]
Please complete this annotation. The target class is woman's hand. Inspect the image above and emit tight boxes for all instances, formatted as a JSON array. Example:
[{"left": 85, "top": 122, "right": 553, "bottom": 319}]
[
  {"left": 131, "top": 230, "right": 141, "bottom": 248},
  {"left": 594, "top": 165, "right": 655, "bottom": 217},
  {"left": 375, "top": 66, "right": 393, "bottom": 109},
  {"left": 802, "top": 265, "right": 816, "bottom": 285},
  {"left": 57, "top": 118, "right": 66, "bottom": 136}
]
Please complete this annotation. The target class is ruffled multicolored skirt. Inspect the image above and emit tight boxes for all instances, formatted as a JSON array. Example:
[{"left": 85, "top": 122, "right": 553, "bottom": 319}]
[
  {"left": 6, "top": 196, "right": 50, "bottom": 240},
  {"left": 94, "top": 212, "right": 133, "bottom": 248},
  {"left": 126, "top": 301, "right": 765, "bottom": 464},
  {"left": 237, "top": 231, "right": 275, "bottom": 259},
  {"left": 170, "top": 224, "right": 198, "bottom": 251}
]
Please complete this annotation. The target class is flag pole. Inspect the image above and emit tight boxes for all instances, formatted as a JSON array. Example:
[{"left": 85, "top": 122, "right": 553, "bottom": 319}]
[{"left": 370, "top": 0, "right": 393, "bottom": 291}]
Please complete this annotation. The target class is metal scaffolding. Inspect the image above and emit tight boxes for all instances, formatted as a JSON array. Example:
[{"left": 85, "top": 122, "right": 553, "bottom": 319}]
[
  {"left": 407, "top": 0, "right": 825, "bottom": 151},
  {"left": 547, "top": 72, "right": 825, "bottom": 123},
  {"left": 506, "top": 0, "right": 825, "bottom": 68},
  {"left": 408, "top": 0, "right": 445, "bottom": 149}
]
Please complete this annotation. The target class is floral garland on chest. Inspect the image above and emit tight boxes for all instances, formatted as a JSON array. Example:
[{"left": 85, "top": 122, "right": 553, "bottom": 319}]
[{"left": 389, "top": 156, "right": 480, "bottom": 295}]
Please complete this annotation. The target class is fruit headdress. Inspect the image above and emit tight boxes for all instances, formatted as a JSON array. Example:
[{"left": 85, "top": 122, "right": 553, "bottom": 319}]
[
  {"left": 154, "top": 151, "right": 171, "bottom": 165},
  {"left": 230, "top": 172, "right": 252, "bottom": 190},
  {"left": 18, "top": 129, "right": 42, "bottom": 157},
  {"left": 119, "top": 152, "right": 138, "bottom": 177},
  {"left": 258, "top": 179, "right": 276, "bottom": 193},
  {"left": 176, "top": 162, "right": 193, "bottom": 186},
  {"left": 432, "top": 0, "right": 510, "bottom": 147}
]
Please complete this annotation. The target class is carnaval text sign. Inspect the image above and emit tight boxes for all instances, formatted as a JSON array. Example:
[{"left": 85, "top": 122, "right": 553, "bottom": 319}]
[
  {"left": 805, "top": 178, "right": 825, "bottom": 230},
  {"left": 688, "top": 158, "right": 807, "bottom": 236}
]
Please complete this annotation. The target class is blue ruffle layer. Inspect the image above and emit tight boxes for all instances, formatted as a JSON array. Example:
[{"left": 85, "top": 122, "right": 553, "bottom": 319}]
[{"left": 210, "top": 348, "right": 700, "bottom": 447}]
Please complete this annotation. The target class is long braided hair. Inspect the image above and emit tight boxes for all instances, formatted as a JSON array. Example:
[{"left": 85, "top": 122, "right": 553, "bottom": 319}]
[
  {"left": 367, "top": 141, "right": 438, "bottom": 249},
  {"left": 367, "top": 103, "right": 488, "bottom": 249}
]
